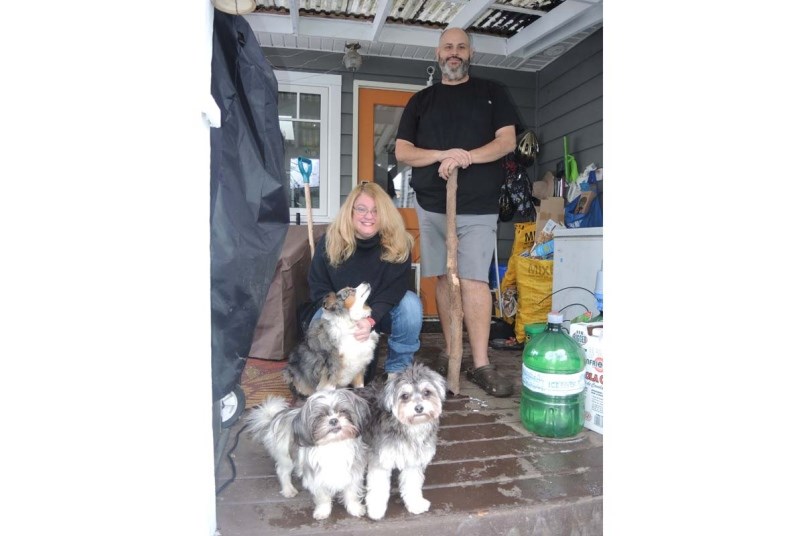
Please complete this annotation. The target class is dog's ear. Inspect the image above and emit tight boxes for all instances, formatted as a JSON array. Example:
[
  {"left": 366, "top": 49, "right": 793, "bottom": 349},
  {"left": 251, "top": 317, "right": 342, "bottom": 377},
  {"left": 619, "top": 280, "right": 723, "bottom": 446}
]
[
  {"left": 380, "top": 376, "right": 397, "bottom": 412},
  {"left": 321, "top": 292, "right": 338, "bottom": 312},
  {"left": 431, "top": 369, "right": 447, "bottom": 402},
  {"left": 347, "top": 390, "right": 371, "bottom": 432},
  {"left": 292, "top": 403, "right": 316, "bottom": 447}
]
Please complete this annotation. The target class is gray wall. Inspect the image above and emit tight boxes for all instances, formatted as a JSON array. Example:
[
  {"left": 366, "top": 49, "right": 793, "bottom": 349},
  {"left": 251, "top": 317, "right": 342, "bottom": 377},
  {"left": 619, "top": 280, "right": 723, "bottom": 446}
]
[
  {"left": 498, "top": 28, "right": 603, "bottom": 263},
  {"left": 261, "top": 26, "right": 602, "bottom": 264},
  {"left": 536, "top": 28, "right": 603, "bottom": 181}
]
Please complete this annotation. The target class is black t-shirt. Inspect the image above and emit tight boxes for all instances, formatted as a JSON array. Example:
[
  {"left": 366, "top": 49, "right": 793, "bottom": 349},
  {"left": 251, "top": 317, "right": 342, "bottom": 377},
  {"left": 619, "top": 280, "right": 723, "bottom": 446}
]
[{"left": 396, "top": 77, "right": 519, "bottom": 214}]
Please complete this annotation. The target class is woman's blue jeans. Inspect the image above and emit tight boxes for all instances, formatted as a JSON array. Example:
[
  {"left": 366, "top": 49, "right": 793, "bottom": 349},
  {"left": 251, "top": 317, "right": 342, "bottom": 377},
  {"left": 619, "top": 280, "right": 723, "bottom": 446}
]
[{"left": 311, "top": 290, "right": 422, "bottom": 377}]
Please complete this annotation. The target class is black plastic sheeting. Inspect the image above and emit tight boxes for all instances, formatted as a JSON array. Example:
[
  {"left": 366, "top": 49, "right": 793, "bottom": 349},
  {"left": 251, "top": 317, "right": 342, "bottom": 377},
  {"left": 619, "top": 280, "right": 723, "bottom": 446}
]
[{"left": 210, "top": 10, "right": 289, "bottom": 401}]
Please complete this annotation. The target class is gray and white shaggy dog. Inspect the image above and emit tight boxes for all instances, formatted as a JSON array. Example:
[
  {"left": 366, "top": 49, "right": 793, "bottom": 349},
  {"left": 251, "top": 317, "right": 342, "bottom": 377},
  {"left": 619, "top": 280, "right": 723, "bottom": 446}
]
[
  {"left": 244, "top": 389, "right": 371, "bottom": 520},
  {"left": 356, "top": 363, "right": 447, "bottom": 520}
]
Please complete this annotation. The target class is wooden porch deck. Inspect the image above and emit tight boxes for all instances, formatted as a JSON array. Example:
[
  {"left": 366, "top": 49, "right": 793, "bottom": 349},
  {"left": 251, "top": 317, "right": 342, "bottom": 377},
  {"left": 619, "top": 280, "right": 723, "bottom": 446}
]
[{"left": 214, "top": 329, "right": 603, "bottom": 535}]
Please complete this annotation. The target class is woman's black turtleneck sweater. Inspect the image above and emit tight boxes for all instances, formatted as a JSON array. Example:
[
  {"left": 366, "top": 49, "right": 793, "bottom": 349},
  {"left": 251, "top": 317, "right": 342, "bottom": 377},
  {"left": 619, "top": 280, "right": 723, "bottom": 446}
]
[{"left": 308, "top": 233, "right": 411, "bottom": 324}]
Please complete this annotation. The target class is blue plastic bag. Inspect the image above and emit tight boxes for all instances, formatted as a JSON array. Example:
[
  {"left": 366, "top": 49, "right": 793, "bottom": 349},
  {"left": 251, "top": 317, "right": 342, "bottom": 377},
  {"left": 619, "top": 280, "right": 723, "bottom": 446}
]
[{"left": 564, "top": 192, "right": 603, "bottom": 228}]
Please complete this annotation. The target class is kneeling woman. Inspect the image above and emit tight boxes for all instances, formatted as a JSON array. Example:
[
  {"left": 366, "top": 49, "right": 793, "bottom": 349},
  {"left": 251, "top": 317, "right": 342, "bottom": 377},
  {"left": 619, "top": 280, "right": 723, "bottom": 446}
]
[{"left": 308, "top": 182, "right": 422, "bottom": 382}]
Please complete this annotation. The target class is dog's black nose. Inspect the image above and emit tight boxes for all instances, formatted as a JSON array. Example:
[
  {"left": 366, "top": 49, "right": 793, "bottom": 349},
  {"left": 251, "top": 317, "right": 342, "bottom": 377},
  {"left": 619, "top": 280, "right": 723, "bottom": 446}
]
[
  {"left": 415, "top": 404, "right": 424, "bottom": 414},
  {"left": 329, "top": 417, "right": 339, "bottom": 426}
]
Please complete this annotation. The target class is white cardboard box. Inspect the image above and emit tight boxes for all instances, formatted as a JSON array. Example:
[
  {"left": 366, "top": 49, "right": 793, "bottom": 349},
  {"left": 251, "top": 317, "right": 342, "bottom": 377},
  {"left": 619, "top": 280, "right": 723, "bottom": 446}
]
[{"left": 570, "top": 322, "right": 604, "bottom": 434}]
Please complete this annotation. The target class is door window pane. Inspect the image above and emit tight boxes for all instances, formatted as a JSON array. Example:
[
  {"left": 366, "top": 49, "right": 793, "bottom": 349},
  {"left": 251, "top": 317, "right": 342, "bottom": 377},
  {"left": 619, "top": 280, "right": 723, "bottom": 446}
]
[{"left": 373, "top": 104, "right": 414, "bottom": 208}]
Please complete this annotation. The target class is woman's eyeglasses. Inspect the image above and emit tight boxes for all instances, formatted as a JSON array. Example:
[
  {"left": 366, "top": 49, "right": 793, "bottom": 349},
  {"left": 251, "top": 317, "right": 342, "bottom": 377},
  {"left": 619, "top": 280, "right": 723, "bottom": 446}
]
[{"left": 353, "top": 206, "right": 378, "bottom": 216}]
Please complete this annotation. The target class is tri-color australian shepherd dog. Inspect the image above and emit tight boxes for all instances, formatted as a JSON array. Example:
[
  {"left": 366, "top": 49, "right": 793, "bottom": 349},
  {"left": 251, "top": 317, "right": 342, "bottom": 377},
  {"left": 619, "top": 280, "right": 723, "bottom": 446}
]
[{"left": 283, "top": 282, "right": 379, "bottom": 397}]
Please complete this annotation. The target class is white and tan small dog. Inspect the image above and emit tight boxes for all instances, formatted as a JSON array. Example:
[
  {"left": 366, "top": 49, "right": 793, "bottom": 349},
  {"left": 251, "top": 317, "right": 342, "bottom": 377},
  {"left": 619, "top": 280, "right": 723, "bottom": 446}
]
[
  {"left": 244, "top": 389, "right": 371, "bottom": 520},
  {"left": 284, "top": 283, "right": 380, "bottom": 397},
  {"left": 358, "top": 363, "right": 447, "bottom": 520}
]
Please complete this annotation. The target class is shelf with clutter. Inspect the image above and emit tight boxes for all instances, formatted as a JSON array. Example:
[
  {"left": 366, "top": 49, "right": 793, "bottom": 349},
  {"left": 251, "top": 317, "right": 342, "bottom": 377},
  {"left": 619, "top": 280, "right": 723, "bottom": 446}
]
[{"left": 494, "top": 134, "right": 603, "bottom": 345}]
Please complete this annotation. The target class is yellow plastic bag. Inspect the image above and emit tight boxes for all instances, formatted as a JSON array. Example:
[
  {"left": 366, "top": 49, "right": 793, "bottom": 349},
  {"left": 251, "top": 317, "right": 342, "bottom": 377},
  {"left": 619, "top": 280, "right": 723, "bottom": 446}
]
[
  {"left": 514, "top": 257, "right": 553, "bottom": 342},
  {"left": 500, "top": 222, "right": 536, "bottom": 323}
]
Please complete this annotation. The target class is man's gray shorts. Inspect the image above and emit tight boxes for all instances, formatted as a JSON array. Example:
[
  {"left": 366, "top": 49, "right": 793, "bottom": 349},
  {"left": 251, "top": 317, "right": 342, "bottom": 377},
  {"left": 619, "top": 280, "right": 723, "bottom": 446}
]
[{"left": 414, "top": 198, "right": 497, "bottom": 282}]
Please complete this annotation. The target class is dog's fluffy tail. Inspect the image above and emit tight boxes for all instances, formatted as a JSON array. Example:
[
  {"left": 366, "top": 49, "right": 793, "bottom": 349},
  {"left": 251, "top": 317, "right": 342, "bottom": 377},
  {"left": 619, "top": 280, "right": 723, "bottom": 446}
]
[{"left": 243, "top": 396, "right": 289, "bottom": 436}]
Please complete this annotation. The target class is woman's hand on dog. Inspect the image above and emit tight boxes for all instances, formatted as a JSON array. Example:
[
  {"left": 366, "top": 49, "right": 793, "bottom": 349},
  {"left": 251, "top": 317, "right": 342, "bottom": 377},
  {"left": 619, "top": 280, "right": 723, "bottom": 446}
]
[{"left": 354, "top": 319, "right": 373, "bottom": 342}]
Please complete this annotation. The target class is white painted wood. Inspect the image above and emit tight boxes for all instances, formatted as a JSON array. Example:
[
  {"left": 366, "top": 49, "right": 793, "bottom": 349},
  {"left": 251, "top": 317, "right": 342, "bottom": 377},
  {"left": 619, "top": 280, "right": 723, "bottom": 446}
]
[
  {"left": 371, "top": 0, "right": 393, "bottom": 41},
  {"left": 449, "top": 0, "right": 496, "bottom": 29},
  {"left": 506, "top": 1, "right": 603, "bottom": 58},
  {"left": 289, "top": 0, "right": 300, "bottom": 35}
]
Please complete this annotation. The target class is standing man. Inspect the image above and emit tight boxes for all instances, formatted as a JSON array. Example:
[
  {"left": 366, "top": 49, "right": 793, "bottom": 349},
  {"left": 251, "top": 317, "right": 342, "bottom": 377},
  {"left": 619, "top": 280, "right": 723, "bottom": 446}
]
[{"left": 395, "top": 27, "right": 518, "bottom": 397}]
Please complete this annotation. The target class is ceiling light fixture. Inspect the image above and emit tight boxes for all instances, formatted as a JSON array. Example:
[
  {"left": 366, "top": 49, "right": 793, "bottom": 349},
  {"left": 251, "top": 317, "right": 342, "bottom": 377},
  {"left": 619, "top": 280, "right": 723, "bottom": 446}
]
[
  {"left": 213, "top": 0, "right": 256, "bottom": 15},
  {"left": 343, "top": 43, "right": 363, "bottom": 72}
]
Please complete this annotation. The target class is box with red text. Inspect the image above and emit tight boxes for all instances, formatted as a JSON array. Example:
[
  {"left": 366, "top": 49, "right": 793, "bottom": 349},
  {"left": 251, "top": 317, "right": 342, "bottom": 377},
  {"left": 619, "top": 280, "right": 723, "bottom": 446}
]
[{"left": 570, "top": 322, "right": 603, "bottom": 434}]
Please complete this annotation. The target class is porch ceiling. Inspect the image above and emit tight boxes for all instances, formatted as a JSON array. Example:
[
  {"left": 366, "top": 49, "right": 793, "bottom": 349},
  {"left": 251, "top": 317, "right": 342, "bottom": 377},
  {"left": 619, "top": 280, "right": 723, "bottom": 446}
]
[{"left": 242, "top": 0, "right": 602, "bottom": 72}]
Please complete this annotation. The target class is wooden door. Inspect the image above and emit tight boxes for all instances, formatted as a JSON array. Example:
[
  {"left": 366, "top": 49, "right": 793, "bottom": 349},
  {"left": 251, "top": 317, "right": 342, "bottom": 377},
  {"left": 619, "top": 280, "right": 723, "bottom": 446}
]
[{"left": 357, "top": 87, "right": 437, "bottom": 317}]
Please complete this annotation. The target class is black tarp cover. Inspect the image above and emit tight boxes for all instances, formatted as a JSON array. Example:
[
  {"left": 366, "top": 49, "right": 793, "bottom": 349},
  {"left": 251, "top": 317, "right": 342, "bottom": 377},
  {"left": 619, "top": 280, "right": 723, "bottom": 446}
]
[{"left": 210, "top": 10, "right": 289, "bottom": 401}]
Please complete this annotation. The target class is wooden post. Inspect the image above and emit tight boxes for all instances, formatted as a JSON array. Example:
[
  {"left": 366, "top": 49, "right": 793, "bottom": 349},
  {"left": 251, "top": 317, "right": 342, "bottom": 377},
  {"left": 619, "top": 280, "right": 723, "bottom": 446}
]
[{"left": 445, "top": 168, "right": 463, "bottom": 395}]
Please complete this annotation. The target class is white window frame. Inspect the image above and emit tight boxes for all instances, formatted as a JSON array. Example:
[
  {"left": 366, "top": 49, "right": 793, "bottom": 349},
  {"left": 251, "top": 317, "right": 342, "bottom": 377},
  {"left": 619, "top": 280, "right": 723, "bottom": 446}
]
[{"left": 274, "top": 70, "right": 341, "bottom": 223}]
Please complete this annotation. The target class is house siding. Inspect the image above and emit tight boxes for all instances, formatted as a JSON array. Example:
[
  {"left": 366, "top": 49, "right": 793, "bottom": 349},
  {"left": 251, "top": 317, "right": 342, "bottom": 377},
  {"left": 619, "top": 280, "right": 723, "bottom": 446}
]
[{"left": 261, "top": 26, "right": 602, "bottom": 266}]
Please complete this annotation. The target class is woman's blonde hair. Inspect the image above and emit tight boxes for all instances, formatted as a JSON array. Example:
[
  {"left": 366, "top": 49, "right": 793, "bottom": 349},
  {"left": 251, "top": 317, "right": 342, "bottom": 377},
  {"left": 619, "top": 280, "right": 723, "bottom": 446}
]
[{"left": 325, "top": 182, "right": 414, "bottom": 267}]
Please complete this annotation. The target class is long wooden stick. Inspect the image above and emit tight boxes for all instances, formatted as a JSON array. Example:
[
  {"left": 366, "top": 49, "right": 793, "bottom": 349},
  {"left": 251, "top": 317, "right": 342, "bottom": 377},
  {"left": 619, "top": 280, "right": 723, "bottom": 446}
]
[
  {"left": 304, "top": 184, "right": 314, "bottom": 258},
  {"left": 445, "top": 168, "right": 463, "bottom": 395},
  {"left": 298, "top": 157, "right": 315, "bottom": 258}
]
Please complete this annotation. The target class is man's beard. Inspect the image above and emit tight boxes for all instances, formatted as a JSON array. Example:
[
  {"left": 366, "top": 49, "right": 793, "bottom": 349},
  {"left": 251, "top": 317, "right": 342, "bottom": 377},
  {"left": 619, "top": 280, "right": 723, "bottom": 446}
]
[{"left": 438, "top": 56, "right": 469, "bottom": 81}]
